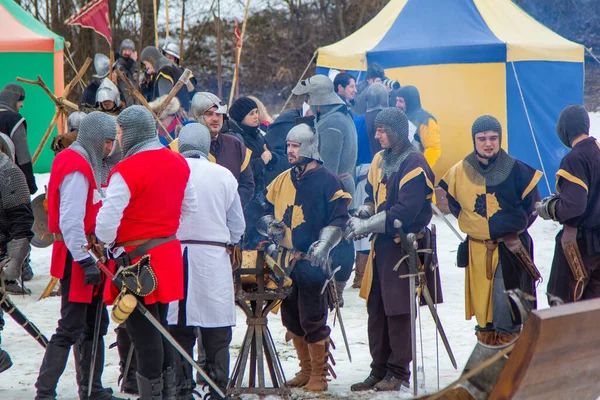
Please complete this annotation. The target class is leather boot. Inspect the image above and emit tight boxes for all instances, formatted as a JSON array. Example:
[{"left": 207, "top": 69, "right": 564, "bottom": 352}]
[
  {"left": 373, "top": 373, "right": 410, "bottom": 391},
  {"left": 0, "top": 347, "right": 12, "bottom": 374},
  {"left": 350, "top": 374, "right": 382, "bottom": 391},
  {"left": 35, "top": 343, "right": 70, "bottom": 399},
  {"left": 207, "top": 347, "right": 230, "bottom": 398},
  {"left": 475, "top": 325, "right": 496, "bottom": 346},
  {"left": 334, "top": 280, "right": 347, "bottom": 308},
  {"left": 173, "top": 339, "right": 195, "bottom": 399},
  {"left": 352, "top": 253, "right": 368, "bottom": 289},
  {"left": 137, "top": 373, "right": 163, "bottom": 400},
  {"left": 284, "top": 332, "right": 311, "bottom": 388},
  {"left": 304, "top": 338, "right": 333, "bottom": 392},
  {"left": 116, "top": 327, "right": 138, "bottom": 395},
  {"left": 79, "top": 339, "right": 125, "bottom": 400},
  {"left": 495, "top": 332, "right": 519, "bottom": 346},
  {"left": 163, "top": 367, "right": 176, "bottom": 400}
]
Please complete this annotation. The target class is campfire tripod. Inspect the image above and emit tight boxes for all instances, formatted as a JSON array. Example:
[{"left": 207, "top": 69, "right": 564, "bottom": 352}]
[{"left": 227, "top": 249, "right": 291, "bottom": 398}]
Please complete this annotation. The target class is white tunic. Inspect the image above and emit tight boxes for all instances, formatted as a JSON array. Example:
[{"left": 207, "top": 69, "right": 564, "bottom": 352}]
[{"left": 167, "top": 157, "right": 245, "bottom": 328}]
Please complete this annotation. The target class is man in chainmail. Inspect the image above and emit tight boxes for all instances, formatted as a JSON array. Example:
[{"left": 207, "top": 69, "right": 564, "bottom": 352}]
[
  {"left": 259, "top": 123, "right": 350, "bottom": 392},
  {"left": 292, "top": 75, "right": 357, "bottom": 304},
  {"left": 0, "top": 83, "right": 37, "bottom": 195},
  {"left": 167, "top": 123, "right": 245, "bottom": 398},
  {"left": 536, "top": 105, "right": 600, "bottom": 303},
  {"left": 140, "top": 46, "right": 194, "bottom": 111},
  {"left": 81, "top": 54, "right": 110, "bottom": 110},
  {"left": 346, "top": 107, "right": 438, "bottom": 392},
  {"left": 0, "top": 131, "right": 33, "bottom": 371},
  {"left": 35, "top": 112, "right": 123, "bottom": 400},
  {"left": 439, "top": 115, "right": 542, "bottom": 346},
  {"left": 96, "top": 105, "right": 197, "bottom": 399}
]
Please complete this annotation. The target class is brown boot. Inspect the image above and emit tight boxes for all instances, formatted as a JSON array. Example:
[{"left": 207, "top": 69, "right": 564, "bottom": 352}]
[
  {"left": 495, "top": 332, "right": 519, "bottom": 345},
  {"left": 475, "top": 330, "right": 496, "bottom": 346},
  {"left": 285, "top": 332, "right": 312, "bottom": 388},
  {"left": 352, "top": 252, "right": 368, "bottom": 289},
  {"left": 305, "top": 338, "right": 334, "bottom": 392}
]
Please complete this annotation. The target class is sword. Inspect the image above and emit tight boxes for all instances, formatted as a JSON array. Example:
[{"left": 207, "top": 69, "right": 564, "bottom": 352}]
[
  {"left": 84, "top": 246, "right": 226, "bottom": 399},
  {"left": 87, "top": 297, "right": 104, "bottom": 397},
  {"left": 431, "top": 203, "right": 465, "bottom": 242}
]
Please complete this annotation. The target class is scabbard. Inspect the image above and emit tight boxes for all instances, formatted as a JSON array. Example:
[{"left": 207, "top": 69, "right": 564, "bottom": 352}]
[
  {"left": 503, "top": 233, "right": 542, "bottom": 283},
  {"left": 561, "top": 226, "right": 589, "bottom": 301},
  {"left": 0, "top": 292, "right": 48, "bottom": 348}
]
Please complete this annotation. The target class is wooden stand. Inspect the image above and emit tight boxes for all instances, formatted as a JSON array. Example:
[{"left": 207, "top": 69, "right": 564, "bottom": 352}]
[{"left": 227, "top": 250, "right": 291, "bottom": 398}]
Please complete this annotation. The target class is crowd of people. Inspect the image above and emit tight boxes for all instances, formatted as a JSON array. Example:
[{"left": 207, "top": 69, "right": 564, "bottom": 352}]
[{"left": 0, "top": 40, "right": 598, "bottom": 400}]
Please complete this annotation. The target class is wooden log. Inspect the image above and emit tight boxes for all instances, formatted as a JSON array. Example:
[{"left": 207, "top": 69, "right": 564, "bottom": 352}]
[
  {"left": 32, "top": 111, "right": 60, "bottom": 165},
  {"left": 154, "top": 69, "right": 192, "bottom": 118}
]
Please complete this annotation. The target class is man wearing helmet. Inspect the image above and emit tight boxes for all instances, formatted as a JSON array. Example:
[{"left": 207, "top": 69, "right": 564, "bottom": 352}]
[
  {"left": 96, "top": 78, "right": 123, "bottom": 116},
  {"left": 114, "top": 39, "right": 138, "bottom": 106},
  {"left": 258, "top": 123, "right": 350, "bottom": 393},
  {"left": 81, "top": 54, "right": 111, "bottom": 109}
]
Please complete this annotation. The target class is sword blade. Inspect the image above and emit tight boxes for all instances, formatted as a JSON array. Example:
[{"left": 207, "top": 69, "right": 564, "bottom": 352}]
[
  {"left": 431, "top": 203, "right": 465, "bottom": 242},
  {"left": 87, "top": 298, "right": 103, "bottom": 397},
  {"left": 328, "top": 284, "right": 352, "bottom": 362},
  {"left": 421, "top": 284, "right": 458, "bottom": 369},
  {"left": 409, "top": 276, "right": 418, "bottom": 397}
]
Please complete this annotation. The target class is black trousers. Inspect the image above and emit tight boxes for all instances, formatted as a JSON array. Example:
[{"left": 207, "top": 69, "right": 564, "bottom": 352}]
[
  {"left": 332, "top": 238, "right": 355, "bottom": 282},
  {"left": 126, "top": 301, "right": 173, "bottom": 380},
  {"left": 49, "top": 253, "right": 109, "bottom": 348},
  {"left": 280, "top": 259, "right": 330, "bottom": 344},
  {"left": 367, "top": 259, "right": 411, "bottom": 381}
]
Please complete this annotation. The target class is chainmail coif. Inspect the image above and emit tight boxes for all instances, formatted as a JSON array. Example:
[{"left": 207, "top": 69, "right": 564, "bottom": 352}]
[
  {"left": 178, "top": 123, "right": 211, "bottom": 159},
  {"left": 0, "top": 83, "right": 25, "bottom": 112},
  {"left": 117, "top": 105, "right": 162, "bottom": 158},
  {"left": 366, "top": 82, "right": 389, "bottom": 112},
  {"left": 374, "top": 107, "right": 419, "bottom": 178},
  {"left": 69, "top": 111, "right": 116, "bottom": 190},
  {"left": 471, "top": 115, "right": 503, "bottom": 145}
]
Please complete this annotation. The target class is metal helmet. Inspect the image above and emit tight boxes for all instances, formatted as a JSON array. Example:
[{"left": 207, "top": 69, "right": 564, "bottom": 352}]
[
  {"left": 93, "top": 54, "right": 110, "bottom": 79},
  {"left": 190, "top": 92, "right": 227, "bottom": 121},
  {"left": 162, "top": 41, "right": 181, "bottom": 60},
  {"left": 67, "top": 111, "right": 86, "bottom": 132},
  {"left": 96, "top": 78, "right": 120, "bottom": 108},
  {"left": 0, "top": 132, "right": 15, "bottom": 161},
  {"left": 120, "top": 38, "right": 135, "bottom": 53},
  {"left": 292, "top": 74, "right": 345, "bottom": 106},
  {"left": 286, "top": 123, "right": 321, "bottom": 162},
  {"left": 366, "top": 82, "right": 389, "bottom": 112}
]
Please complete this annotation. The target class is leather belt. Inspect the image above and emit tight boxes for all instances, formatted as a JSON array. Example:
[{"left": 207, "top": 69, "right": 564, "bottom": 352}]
[
  {"left": 115, "top": 235, "right": 177, "bottom": 267},
  {"left": 180, "top": 240, "right": 227, "bottom": 248},
  {"left": 469, "top": 237, "right": 502, "bottom": 280}
]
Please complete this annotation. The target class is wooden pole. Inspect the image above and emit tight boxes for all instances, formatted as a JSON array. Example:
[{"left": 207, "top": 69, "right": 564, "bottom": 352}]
[
  {"left": 165, "top": 0, "right": 169, "bottom": 37},
  {"left": 153, "top": 0, "right": 159, "bottom": 47},
  {"left": 32, "top": 112, "right": 60, "bottom": 165},
  {"left": 215, "top": 0, "right": 222, "bottom": 99},
  {"left": 179, "top": 0, "right": 186, "bottom": 66},
  {"left": 228, "top": 0, "right": 251, "bottom": 108},
  {"left": 279, "top": 50, "right": 317, "bottom": 113}
]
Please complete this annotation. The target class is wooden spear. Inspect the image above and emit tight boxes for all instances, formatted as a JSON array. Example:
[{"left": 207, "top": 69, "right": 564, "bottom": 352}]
[
  {"left": 228, "top": 0, "right": 251, "bottom": 108},
  {"left": 153, "top": 0, "right": 159, "bottom": 47},
  {"left": 179, "top": 0, "right": 186, "bottom": 66},
  {"left": 165, "top": 0, "right": 170, "bottom": 37}
]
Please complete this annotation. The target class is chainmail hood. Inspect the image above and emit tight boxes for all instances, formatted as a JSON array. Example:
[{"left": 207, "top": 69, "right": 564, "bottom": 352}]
[
  {"left": 117, "top": 105, "right": 162, "bottom": 158},
  {"left": 366, "top": 82, "right": 389, "bottom": 112},
  {"left": 141, "top": 46, "right": 172, "bottom": 71},
  {"left": 463, "top": 148, "right": 516, "bottom": 187},
  {"left": 472, "top": 115, "right": 502, "bottom": 145},
  {"left": 375, "top": 107, "right": 418, "bottom": 178},
  {"left": 70, "top": 111, "right": 116, "bottom": 190},
  {"left": 556, "top": 104, "right": 589, "bottom": 148},
  {"left": 178, "top": 123, "right": 210, "bottom": 159},
  {"left": 0, "top": 132, "right": 15, "bottom": 161},
  {"left": 0, "top": 83, "right": 25, "bottom": 111}
]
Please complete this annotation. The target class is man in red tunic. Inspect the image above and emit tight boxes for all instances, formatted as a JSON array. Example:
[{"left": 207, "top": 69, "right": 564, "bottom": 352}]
[
  {"left": 95, "top": 105, "right": 197, "bottom": 399},
  {"left": 35, "top": 112, "right": 122, "bottom": 400}
]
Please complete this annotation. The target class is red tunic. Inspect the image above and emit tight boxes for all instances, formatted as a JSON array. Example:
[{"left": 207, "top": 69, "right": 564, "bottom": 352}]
[
  {"left": 48, "top": 149, "right": 101, "bottom": 303},
  {"left": 105, "top": 148, "right": 190, "bottom": 305}
]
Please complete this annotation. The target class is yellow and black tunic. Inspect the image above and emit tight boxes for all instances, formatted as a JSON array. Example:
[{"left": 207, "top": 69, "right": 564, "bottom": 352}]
[
  {"left": 359, "top": 150, "right": 438, "bottom": 316},
  {"left": 439, "top": 153, "right": 542, "bottom": 326}
]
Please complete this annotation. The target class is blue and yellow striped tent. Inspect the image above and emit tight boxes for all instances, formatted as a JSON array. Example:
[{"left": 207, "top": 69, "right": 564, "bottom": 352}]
[{"left": 316, "top": 0, "right": 584, "bottom": 196}]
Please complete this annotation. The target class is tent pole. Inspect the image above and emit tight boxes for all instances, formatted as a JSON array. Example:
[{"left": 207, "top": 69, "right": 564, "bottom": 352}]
[
  {"left": 279, "top": 50, "right": 317, "bottom": 114},
  {"left": 509, "top": 61, "right": 552, "bottom": 195}
]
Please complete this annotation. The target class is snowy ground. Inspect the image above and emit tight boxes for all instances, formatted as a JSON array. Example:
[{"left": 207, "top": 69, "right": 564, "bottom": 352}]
[{"left": 2, "top": 113, "right": 600, "bottom": 399}]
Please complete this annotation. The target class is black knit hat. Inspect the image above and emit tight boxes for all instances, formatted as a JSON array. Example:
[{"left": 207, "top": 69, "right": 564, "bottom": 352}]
[
  {"left": 472, "top": 115, "right": 502, "bottom": 144},
  {"left": 556, "top": 104, "right": 589, "bottom": 148},
  {"left": 229, "top": 97, "right": 258, "bottom": 123}
]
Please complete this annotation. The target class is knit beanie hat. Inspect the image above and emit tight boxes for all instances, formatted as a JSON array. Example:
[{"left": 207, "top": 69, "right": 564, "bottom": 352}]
[
  {"left": 229, "top": 97, "right": 258, "bottom": 124},
  {"left": 556, "top": 104, "right": 589, "bottom": 148},
  {"left": 472, "top": 115, "right": 502, "bottom": 145}
]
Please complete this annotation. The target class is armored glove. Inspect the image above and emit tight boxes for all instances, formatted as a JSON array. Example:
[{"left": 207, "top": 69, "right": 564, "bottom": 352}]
[
  {"left": 2, "top": 238, "right": 31, "bottom": 281},
  {"left": 79, "top": 257, "right": 101, "bottom": 286},
  {"left": 307, "top": 226, "right": 344, "bottom": 272},
  {"left": 257, "top": 215, "right": 286, "bottom": 244},
  {"left": 346, "top": 211, "right": 387, "bottom": 241},
  {"left": 534, "top": 194, "right": 559, "bottom": 221},
  {"left": 353, "top": 202, "right": 375, "bottom": 219}
]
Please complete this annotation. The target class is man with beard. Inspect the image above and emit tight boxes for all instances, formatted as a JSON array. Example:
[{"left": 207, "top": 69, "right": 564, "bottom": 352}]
[
  {"left": 347, "top": 108, "right": 436, "bottom": 392},
  {"left": 0, "top": 83, "right": 37, "bottom": 195},
  {"left": 258, "top": 123, "right": 350, "bottom": 392},
  {"left": 35, "top": 112, "right": 122, "bottom": 400},
  {"left": 140, "top": 46, "right": 194, "bottom": 111},
  {"left": 439, "top": 115, "right": 542, "bottom": 346},
  {"left": 81, "top": 54, "right": 110, "bottom": 110},
  {"left": 96, "top": 78, "right": 123, "bottom": 116},
  {"left": 96, "top": 105, "right": 197, "bottom": 399},
  {"left": 167, "top": 123, "right": 245, "bottom": 398},
  {"left": 185, "top": 92, "right": 254, "bottom": 208},
  {"left": 292, "top": 75, "right": 357, "bottom": 305},
  {"left": 537, "top": 105, "right": 600, "bottom": 303},
  {"left": 395, "top": 85, "right": 441, "bottom": 168},
  {"left": 114, "top": 39, "right": 138, "bottom": 105}
]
